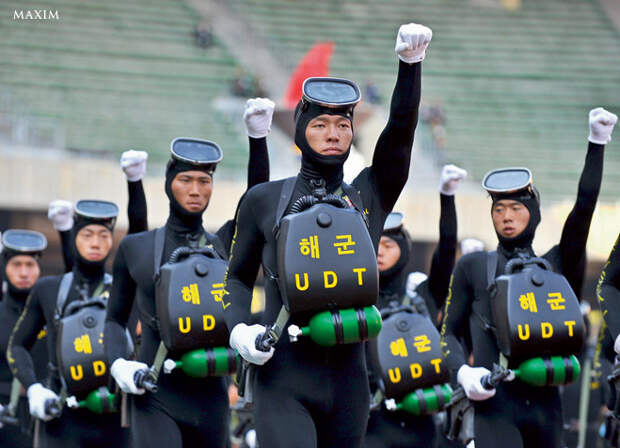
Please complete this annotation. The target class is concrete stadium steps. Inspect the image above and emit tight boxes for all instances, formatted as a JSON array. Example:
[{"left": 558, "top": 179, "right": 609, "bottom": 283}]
[
  {"left": 1, "top": 0, "right": 248, "bottom": 175},
  {"left": 229, "top": 0, "right": 620, "bottom": 200}
]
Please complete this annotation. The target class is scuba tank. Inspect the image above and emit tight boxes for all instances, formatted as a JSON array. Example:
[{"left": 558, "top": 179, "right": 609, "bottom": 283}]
[
  {"left": 510, "top": 355, "right": 580, "bottom": 387},
  {"left": 66, "top": 386, "right": 116, "bottom": 414},
  {"left": 163, "top": 347, "right": 238, "bottom": 378},
  {"left": 385, "top": 384, "right": 453, "bottom": 416},
  {"left": 288, "top": 306, "right": 382, "bottom": 346}
]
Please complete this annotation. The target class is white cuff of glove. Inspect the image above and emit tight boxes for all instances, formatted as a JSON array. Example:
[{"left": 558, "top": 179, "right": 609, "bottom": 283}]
[
  {"left": 439, "top": 164, "right": 467, "bottom": 196},
  {"left": 110, "top": 358, "right": 149, "bottom": 395},
  {"left": 120, "top": 150, "right": 148, "bottom": 182},
  {"left": 395, "top": 23, "right": 433, "bottom": 64},
  {"left": 614, "top": 334, "right": 620, "bottom": 355},
  {"left": 230, "top": 323, "right": 275, "bottom": 365},
  {"left": 244, "top": 98, "right": 275, "bottom": 139},
  {"left": 27, "top": 383, "right": 59, "bottom": 421},
  {"left": 588, "top": 107, "right": 618, "bottom": 145},
  {"left": 457, "top": 364, "right": 496, "bottom": 401},
  {"left": 48, "top": 200, "right": 74, "bottom": 232}
]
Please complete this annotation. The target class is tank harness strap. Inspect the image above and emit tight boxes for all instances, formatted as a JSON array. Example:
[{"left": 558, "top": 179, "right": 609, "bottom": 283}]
[
  {"left": 415, "top": 388, "right": 427, "bottom": 414},
  {"left": 486, "top": 251, "right": 498, "bottom": 291},
  {"left": 356, "top": 308, "right": 369, "bottom": 341},
  {"left": 340, "top": 183, "right": 369, "bottom": 228},
  {"left": 272, "top": 176, "right": 297, "bottom": 238},
  {"left": 153, "top": 227, "right": 166, "bottom": 278},
  {"left": 55, "top": 272, "right": 74, "bottom": 320},
  {"left": 434, "top": 383, "right": 446, "bottom": 409},
  {"left": 563, "top": 356, "right": 574, "bottom": 384},
  {"left": 543, "top": 356, "right": 554, "bottom": 385},
  {"left": 332, "top": 310, "right": 345, "bottom": 345},
  {"left": 148, "top": 342, "right": 169, "bottom": 385}
]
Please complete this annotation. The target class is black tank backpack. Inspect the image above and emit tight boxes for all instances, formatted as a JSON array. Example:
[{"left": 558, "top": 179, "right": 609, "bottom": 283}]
[
  {"left": 367, "top": 290, "right": 452, "bottom": 416},
  {"left": 55, "top": 272, "right": 132, "bottom": 414},
  {"left": 486, "top": 252, "right": 585, "bottom": 386}
]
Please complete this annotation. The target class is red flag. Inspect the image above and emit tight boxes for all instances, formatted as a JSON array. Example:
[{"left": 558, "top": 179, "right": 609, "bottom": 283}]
[{"left": 283, "top": 42, "right": 334, "bottom": 109}]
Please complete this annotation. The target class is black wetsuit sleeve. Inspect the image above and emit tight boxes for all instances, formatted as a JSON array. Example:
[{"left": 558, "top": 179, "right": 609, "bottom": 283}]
[
  {"left": 216, "top": 136, "right": 270, "bottom": 255},
  {"left": 558, "top": 142, "right": 604, "bottom": 295},
  {"left": 127, "top": 180, "right": 148, "bottom": 234},
  {"left": 223, "top": 196, "right": 264, "bottom": 330},
  {"left": 247, "top": 137, "right": 269, "bottom": 190},
  {"left": 59, "top": 229, "right": 74, "bottom": 273},
  {"left": 440, "top": 262, "right": 471, "bottom": 372},
  {"left": 428, "top": 194, "right": 457, "bottom": 311},
  {"left": 104, "top": 243, "right": 137, "bottom": 363},
  {"left": 6, "top": 288, "right": 46, "bottom": 388},
  {"left": 368, "top": 60, "right": 421, "bottom": 212},
  {"left": 599, "top": 234, "right": 620, "bottom": 339}
]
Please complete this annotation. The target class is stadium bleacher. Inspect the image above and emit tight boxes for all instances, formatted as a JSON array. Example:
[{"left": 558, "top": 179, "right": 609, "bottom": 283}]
[
  {"left": 228, "top": 0, "right": 620, "bottom": 201},
  {"left": 0, "top": 0, "right": 248, "bottom": 173}
]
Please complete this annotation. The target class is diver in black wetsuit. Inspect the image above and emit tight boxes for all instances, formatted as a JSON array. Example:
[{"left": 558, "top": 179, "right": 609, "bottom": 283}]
[
  {"left": 104, "top": 99, "right": 273, "bottom": 448},
  {"left": 440, "top": 107, "right": 617, "bottom": 448},
  {"left": 600, "top": 233, "right": 620, "bottom": 346},
  {"left": 365, "top": 164, "right": 465, "bottom": 448},
  {"left": 0, "top": 230, "right": 48, "bottom": 447},
  {"left": 48, "top": 149, "right": 150, "bottom": 274},
  {"left": 7, "top": 200, "right": 129, "bottom": 448},
  {"left": 225, "top": 23, "right": 432, "bottom": 448}
]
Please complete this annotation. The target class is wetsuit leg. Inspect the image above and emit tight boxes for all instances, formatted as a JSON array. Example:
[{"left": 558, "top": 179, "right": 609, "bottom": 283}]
[
  {"left": 131, "top": 393, "right": 183, "bottom": 447},
  {"left": 131, "top": 374, "right": 229, "bottom": 448},
  {"left": 43, "top": 409, "right": 129, "bottom": 448},
  {"left": 364, "top": 410, "right": 436, "bottom": 448},
  {"left": 474, "top": 412, "right": 523, "bottom": 448},
  {"left": 254, "top": 384, "right": 317, "bottom": 448},
  {"left": 518, "top": 394, "right": 563, "bottom": 448}
]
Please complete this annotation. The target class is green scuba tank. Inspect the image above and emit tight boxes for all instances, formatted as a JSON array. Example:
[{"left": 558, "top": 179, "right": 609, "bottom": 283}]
[
  {"left": 385, "top": 384, "right": 453, "bottom": 416},
  {"left": 288, "top": 306, "right": 382, "bottom": 346},
  {"left": 68, "top": 386, "right": 116, "bottom": 414},
  {"left": 163, "top": 347, "right": 238, "bottom": 378},
  {"left": 512, "top": 355, "right": 580, "bottom": 387}
]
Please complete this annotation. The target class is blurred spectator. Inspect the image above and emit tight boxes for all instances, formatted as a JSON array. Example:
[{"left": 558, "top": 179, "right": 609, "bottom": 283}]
[
  {"left": 364, "top": 81, "right": 381, "bottom": 105},
  {"left": 421, "top": 102, "right": 447, "bottom": 149},
  {"left": 194, "top": 19, "right": 213, "bottom": 49},
  {"left": 231, "top": 68, "right": 267, "bottom": 98}
]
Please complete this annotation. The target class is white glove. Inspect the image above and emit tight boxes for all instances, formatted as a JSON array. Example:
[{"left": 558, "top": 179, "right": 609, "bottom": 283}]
[
  {"left": 120, "top": 150, "right": 148, "bottom": 182},
  {"left": 589, "top": 107, "right": 618, "bottom": 145},
  {"left": 457, "top": 365, "right": 496, "bottom": 401},
  {"left": 395, "top": 23, "right": 433, "bottom": 64},
  {"left": 243, "top": 98, "right": 275, "bottom": 138},
  {"left": 48, "top": 200, "right": 74, "bottom": 232},
  {"left": 27, "top": 383, "right": 60, "bottom": 421},
  {"left": 614, "top": 334, "right": 620, "bottom": 355},
  {"left": 0, "top": 231, "right": 3, "bottom": 253},
  {"left": 230, "top": 323, "right": 275, "bottom": 365},
  {"left": 439, "top": 164, "right": 467, "bottom": 196},
  {"left": 110, "top": 358, "right": 149, "bottom": 395},
  {"left": 406, "top": 271, "right": 428, "bottom": 296},
  {"left": 466, "top": 441, "right": 475, "bottom": 448},
  {"left": 460, "top": 238, "right": 485, "bottom": 256}
]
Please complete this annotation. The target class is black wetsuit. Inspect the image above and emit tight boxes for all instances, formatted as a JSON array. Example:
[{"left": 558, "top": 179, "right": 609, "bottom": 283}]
[
  {"left": 440, "top": 142, "right": 605, "bottom": 448},
  {"left": 0, "top": 290, "right": 48, "bottom": 447},
  {"left": 104, "top": 137, "right": 269, "bottom": 447},
  {"left": 365, "top": 193, "right": 457, "bottom": 448},
  {"left": 7, "top": 265, "right": 129, "bottom": 448},
  {"left": 600, "top": 233, "right": 620, "bottom": 340},
  {"left": 224, "top": 60, "right": 421, "bottom": 448}
]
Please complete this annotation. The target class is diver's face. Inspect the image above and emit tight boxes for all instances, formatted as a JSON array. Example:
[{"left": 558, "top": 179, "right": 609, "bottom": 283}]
[
  {"left": 305, "top": 114, "right": 352, "bottom": 156},
  {"left": 492, "top": 199, "right": 530, "bottom": 238},
  {"left": 5, "top": 255, "right": 40, "bottom": 290},
  {"left": 171, "top": 170, "right": 213, "bottom": 213},
  {"left": 75, "top": 224, "right": 113, "bottom": 262},
  {"left": 377, "top": 236, "right": 401, "bottom": 272}
]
